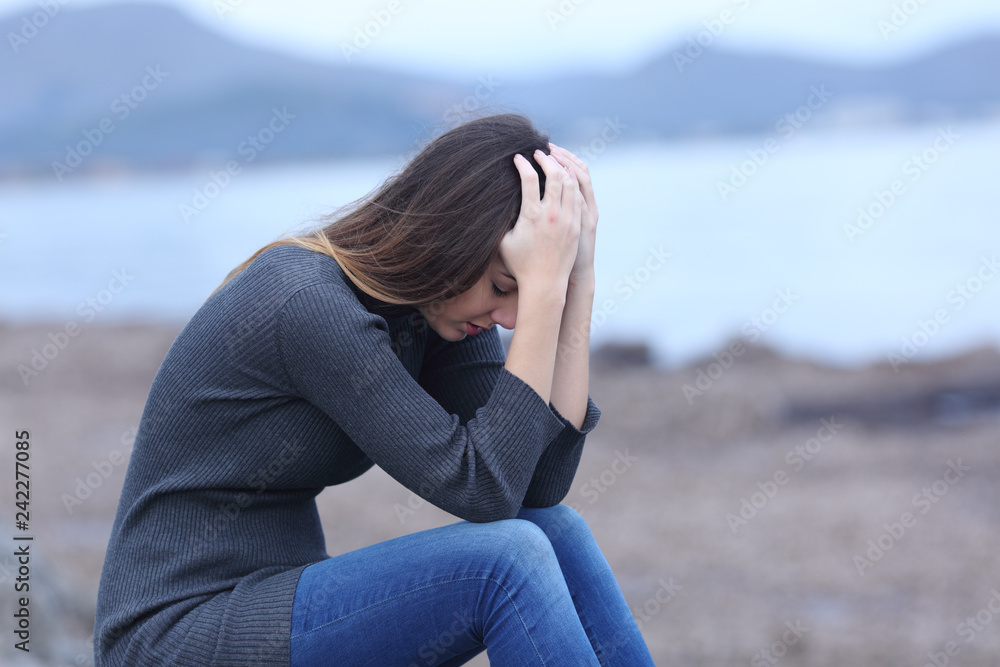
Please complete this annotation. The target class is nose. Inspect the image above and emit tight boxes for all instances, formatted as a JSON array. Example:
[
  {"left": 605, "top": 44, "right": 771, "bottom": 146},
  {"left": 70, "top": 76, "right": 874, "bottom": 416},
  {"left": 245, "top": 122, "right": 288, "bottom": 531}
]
[{"left": 491, "top": 302, "right": 516, "bottom": 330}]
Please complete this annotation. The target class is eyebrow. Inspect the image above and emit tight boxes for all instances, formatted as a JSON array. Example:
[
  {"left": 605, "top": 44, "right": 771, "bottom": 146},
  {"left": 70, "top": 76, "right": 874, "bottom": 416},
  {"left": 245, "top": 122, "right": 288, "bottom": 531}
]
[{"left": 499, "top": 269, "right": 517, "bottom": 283}]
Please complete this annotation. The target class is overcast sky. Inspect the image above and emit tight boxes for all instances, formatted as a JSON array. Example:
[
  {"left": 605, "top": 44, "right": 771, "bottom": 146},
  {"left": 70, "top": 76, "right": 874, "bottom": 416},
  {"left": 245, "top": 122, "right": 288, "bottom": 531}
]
[{"left": 8, "top": 0, "right": 1000, "bottom": 77}]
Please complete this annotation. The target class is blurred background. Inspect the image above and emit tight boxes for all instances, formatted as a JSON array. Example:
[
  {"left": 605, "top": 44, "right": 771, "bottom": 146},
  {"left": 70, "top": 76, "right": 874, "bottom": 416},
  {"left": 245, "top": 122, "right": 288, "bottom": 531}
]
[{"left": 1, "top": 0, "right": 999, "bottom": 665}]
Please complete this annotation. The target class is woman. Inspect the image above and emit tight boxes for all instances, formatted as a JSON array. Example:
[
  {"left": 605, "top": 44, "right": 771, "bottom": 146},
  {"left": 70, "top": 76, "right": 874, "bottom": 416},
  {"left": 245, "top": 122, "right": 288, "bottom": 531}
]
[{"left": 94, "top": 113, "right": 655, "bottom": 666}]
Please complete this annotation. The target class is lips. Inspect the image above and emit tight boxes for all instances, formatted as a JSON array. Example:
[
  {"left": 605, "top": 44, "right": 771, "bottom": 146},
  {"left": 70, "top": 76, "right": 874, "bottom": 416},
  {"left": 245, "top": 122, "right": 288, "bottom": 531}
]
[{"left": 465, "top": 322, "right": 484, "bottom": 336}]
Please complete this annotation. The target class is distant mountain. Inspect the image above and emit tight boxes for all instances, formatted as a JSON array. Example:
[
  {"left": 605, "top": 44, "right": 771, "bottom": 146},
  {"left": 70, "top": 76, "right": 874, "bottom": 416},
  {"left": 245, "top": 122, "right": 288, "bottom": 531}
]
[{"left": 1, "top": 1, "right": 998, "bottom": 177}]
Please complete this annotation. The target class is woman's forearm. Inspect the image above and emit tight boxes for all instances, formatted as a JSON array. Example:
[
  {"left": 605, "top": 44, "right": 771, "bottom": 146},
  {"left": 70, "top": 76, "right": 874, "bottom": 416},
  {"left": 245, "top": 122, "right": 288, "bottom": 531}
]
[
  {"left": 549, "top": 274, "right": 595, "bottom": 430},
  {"left": 504, "top": 287, "right": 567, "bottom": 406}
]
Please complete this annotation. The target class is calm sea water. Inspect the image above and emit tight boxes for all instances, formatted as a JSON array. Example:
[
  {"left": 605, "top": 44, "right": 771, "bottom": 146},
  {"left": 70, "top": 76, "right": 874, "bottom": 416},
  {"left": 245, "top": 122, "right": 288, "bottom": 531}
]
[{"left": 2, "top": 119, "right": 998, "bottom": 369}]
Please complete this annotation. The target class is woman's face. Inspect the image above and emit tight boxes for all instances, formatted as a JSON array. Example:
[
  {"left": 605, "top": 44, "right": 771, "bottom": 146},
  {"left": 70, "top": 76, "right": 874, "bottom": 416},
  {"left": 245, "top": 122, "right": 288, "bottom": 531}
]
[{"left": 418, "top": 256, "right": 519, "bottom": 341}]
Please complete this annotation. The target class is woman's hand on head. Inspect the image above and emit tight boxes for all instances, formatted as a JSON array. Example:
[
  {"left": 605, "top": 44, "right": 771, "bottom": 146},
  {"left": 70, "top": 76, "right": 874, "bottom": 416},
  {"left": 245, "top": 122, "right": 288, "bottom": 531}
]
[
  {"left": 500, "top": 149, "right": 583, "bottom": 296},
  {"left": 547, "top": 143, "right": 597, "bottom": 288}
]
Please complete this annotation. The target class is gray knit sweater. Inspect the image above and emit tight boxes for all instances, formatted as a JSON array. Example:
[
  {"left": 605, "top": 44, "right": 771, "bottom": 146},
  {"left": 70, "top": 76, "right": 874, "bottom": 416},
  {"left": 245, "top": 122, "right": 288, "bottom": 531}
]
[{"left": 94, "top": 244, "right": 601, "bottom": 666}]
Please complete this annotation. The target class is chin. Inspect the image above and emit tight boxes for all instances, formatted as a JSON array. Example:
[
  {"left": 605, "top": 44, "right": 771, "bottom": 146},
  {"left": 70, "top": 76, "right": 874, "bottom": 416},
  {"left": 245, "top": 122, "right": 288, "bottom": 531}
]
[{"left": 432, "top": 321, "right": 465, "bottom": 342}]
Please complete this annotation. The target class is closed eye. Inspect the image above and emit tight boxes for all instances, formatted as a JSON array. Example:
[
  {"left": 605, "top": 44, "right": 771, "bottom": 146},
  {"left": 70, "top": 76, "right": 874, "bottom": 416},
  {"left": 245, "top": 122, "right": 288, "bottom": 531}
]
[{"left": 491, "top": 283, "right": 510, "bottom": 298}]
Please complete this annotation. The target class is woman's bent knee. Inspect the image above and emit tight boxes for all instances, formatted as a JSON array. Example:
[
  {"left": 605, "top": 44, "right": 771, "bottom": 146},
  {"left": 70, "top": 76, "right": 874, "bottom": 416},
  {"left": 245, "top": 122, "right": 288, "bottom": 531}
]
[
  {"left": 485, "top": 518, "right": 554, "bottom": 555},
  {"left": 457, "top": 518, "right": 560, "bottom": 579},
  {"left": 517, "top": 504, "right": 592, "bottom": 544}
]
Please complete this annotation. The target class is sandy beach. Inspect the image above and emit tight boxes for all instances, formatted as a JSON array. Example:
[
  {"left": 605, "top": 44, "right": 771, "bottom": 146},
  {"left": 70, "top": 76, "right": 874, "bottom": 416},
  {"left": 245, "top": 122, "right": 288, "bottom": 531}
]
[{"left": 1, "top": 320, "right": 998, "bottom": 666}]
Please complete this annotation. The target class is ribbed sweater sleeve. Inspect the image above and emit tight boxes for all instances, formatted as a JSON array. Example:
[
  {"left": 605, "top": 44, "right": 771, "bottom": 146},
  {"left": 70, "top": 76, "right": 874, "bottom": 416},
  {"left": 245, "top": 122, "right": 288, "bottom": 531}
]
[
  {"left": 276, "top": 282, "right": 570, "bottom": 523},
  {"left": 418, "top": 324, "right": 602, "bottom": 508},
  {"left": 521, "top": 397, "right": 601, "bottom": 507}
]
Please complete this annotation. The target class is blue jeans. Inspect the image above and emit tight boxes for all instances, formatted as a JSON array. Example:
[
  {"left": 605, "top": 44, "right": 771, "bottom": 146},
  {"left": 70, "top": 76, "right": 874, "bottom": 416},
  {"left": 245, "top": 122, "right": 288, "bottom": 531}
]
[{"left": 290, "top": 504, "right": 655, "bottom": 666}]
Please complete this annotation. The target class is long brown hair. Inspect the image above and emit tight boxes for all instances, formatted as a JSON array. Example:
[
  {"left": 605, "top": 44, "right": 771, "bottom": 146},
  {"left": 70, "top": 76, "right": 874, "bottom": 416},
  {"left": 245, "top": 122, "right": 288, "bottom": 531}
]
[{"left": 207, "top": 112, "right": 550, "bottom": 307}]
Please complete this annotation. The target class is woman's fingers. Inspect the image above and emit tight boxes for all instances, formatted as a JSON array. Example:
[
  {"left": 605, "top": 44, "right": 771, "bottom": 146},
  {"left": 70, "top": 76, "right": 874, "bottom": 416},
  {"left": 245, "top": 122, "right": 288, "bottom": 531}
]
[
  {"left": 512, "top": 153, "right": 541, "bottom": 210},
  {"left": 560, "top": 165, "right": 579, "bottom": 221},
  {"left": 533, "top": 149, "right": 573, "bottom": 209},
  {"left": 513, "top": 148, "right": 581, "bottom": 230},
  {"left": 549, "top": 143, "right": 598, "bottom": 220},
  {"left": 573, "top": 174, "right": 584, "bottom": 222},
  {"left": 548, "top": 143, "right": 586, "bottom": 171},
  {"left": 503, "top": 149, "right": 585, "bottom": 290}
]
